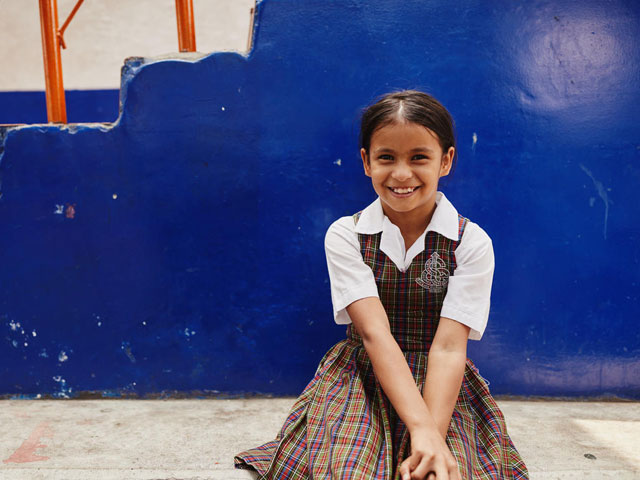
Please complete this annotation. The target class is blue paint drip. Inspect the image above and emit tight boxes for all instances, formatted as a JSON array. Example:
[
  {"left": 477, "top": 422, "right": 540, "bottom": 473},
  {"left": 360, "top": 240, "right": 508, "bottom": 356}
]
[{"left": 580, "top": 164, "right": 613, "bottom": 240}]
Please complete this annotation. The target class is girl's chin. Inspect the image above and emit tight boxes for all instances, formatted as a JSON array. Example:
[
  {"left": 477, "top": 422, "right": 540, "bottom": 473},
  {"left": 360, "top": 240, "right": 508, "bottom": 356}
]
[
  {"left": 380, "top": 197, "right": 436, "bottom": 217},
  {"left": 380, "top": 199, "right": 418, "bottom": 213}
]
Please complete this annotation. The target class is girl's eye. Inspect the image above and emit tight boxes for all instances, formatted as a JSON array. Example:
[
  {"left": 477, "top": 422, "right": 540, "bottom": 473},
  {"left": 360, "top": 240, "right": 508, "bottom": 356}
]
[
  {"left": 378, "top": 155, "right": 394, "bottom": 161},
  {"left": 412, "top": 154, "right": 428, "bottom": 161}
]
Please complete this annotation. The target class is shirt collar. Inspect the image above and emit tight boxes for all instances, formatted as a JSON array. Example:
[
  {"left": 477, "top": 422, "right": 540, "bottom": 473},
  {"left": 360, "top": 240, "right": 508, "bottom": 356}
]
[{"left": 354, "top": 191, "right": 460, "bottom": 241}]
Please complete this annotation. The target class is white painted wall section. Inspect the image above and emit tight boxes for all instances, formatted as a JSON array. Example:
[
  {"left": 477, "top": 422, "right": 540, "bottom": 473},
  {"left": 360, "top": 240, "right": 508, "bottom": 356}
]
[{"left": 0, "top": 0, "right": 255, "bottom": 91}]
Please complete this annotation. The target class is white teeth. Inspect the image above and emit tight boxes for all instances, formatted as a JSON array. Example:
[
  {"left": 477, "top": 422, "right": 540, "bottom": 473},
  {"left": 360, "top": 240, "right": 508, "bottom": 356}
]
[{"left": 391, "top": 187, "right": 416, "bottom": 194}]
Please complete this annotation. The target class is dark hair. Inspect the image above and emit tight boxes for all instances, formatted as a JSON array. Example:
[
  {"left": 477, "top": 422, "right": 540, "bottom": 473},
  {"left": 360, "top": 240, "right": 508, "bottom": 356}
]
[{"left": 359, "top": 90, "right": 457, "bottom": 171}]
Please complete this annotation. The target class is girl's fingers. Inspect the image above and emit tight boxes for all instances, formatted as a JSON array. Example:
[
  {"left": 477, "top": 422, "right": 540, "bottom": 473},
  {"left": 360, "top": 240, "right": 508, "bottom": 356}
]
[
  {"left": 432, "top": 460, "right": 450, "bottom": 480},
  {"left": 449, "top": 465, "right": 462, "bottom": 480},
  {"left": 398, "top": 462, "right": 410, "bottom": 480},
  {"left": 409, "top": 455, "right": 432, "bottom": 479},
  {"left": 447, "top": 456, "right": 461, "bottom": 480},
  {"left": 398, "top": 454, "right": 419, "bottom": 480},
  {"left": 400, "top": 452, "right": 456, "bottom": 480}
]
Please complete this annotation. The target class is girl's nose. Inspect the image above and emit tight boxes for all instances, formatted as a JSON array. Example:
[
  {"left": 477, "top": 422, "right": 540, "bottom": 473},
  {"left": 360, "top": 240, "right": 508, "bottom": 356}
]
[{"left": 391, "top": 163, "right": 412, "bottom": 181}]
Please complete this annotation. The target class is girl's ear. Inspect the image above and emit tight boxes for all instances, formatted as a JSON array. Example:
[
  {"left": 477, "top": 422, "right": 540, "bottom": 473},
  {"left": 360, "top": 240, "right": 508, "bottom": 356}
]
[
  {"left": 361, "top": 148, "right": 372, "bottom": 177},
  {"left": 439, "top": 146, "right": 454, "bottom": 178}
]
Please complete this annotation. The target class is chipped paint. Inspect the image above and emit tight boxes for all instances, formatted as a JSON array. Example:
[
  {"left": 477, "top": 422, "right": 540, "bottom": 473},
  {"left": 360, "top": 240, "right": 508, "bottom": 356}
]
[
  {"left": 120, "top": 341, "right": 136, "bottom": 363},
  {"left": 64, "top": 204, "right": 76, "bottom": 219},
  {"left": 183, "top": 328, "right": 196, "bottom": 337},
  {"left": 2, "top": 422, "right": 53, "bottom": 464},
  {"left": 52, "top": 376, "right": 71, "bottom": 398}
]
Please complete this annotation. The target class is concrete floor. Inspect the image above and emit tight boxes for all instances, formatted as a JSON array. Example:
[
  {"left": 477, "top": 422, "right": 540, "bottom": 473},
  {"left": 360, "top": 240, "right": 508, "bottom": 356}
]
[{"left": 0, "top": 398, "right": 638, "bottom": 479}]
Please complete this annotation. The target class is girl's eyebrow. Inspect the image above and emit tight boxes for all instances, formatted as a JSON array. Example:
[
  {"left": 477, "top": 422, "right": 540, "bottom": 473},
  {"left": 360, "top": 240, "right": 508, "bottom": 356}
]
[
  {"left": 373, "top": 146, "right": 436, "bottom": 154},
  {"left": 409, "top": 147, "right": 436, "bottom": 153},
  {"left": 373, "top": 147, "right": 395, "bottom": 154}
]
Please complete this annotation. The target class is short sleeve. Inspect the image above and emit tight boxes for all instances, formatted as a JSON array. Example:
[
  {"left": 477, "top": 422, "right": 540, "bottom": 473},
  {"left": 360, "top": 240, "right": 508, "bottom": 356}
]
[
  {"left": 440, "top": 222, "right": 494, "bottom": 341},
  {"left": 324, "top": 217, "right": 379, "bottom": 324}
]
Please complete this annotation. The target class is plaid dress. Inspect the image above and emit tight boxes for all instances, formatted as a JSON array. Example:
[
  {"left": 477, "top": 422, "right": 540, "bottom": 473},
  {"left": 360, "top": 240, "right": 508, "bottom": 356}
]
[{"left": 235, "top": 213, "right": 529, "bottom": 479}]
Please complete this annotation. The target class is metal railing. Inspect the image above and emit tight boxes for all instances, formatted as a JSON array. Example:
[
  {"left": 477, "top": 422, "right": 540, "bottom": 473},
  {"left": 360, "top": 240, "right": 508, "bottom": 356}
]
[
  {"left": 175, "top": 0, "right": 197, "bottom": 53},
  {"left": 37, "top": 0, "right": 197, "bottom": 124}
]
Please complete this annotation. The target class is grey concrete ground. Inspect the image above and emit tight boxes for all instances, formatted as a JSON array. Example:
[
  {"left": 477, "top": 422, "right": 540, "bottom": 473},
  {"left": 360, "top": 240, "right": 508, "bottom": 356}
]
[{"left": 0, "top": 398, "right": 638, "bottom": 480}]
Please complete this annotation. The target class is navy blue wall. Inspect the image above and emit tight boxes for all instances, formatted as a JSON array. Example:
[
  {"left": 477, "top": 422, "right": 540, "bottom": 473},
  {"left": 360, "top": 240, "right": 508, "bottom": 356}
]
[
  {"left": 0, "top": 90, "right": 119, "bottom": 125},
  {"left": 1, "top": 0, "right": 639, "bottom": 398}
]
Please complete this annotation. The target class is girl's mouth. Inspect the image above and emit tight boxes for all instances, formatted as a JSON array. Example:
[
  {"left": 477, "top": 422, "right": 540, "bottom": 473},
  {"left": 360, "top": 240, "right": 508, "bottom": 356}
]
[{"left": 388, "top": 186, "right": 420, "bottom": 197}]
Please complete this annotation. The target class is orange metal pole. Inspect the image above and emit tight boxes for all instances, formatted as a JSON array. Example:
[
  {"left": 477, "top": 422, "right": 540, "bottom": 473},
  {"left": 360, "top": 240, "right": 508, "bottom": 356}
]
[
  {"left": 38, "top": 0, "right": 67, "bottom": 123},
  {"left": 175, "top": 0, "right": 196, "bottom": 52}
]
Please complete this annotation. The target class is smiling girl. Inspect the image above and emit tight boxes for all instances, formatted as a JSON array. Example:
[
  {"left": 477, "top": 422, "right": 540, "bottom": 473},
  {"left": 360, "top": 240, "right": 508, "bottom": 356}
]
[{"left": 234, "top": 90, "right": 528, "bottom": 480}]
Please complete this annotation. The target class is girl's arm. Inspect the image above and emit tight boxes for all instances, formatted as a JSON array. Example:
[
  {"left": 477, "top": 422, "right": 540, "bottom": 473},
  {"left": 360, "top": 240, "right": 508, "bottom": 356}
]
[
  {"left": 422, "top": 316, "right": 470, "bottom": 438},
  {"left": 347, "top": 297, "right": 460, "bottom": 480},
  {"left": 425, "top": 224, "right": 494, "bottom": 438}
]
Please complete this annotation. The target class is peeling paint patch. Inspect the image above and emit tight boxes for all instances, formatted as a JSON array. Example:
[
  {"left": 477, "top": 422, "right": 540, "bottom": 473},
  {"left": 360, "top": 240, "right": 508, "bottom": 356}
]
[
  {"left": 2, "top": 422, "right": 53, "bottom": 464},
  {"left": 39, "top": 349, "right": 48, "bottom": 358},
  {"left": 9, "top": 320, "right": 20, "bottom": 331},
  {"left": 54, "top": 204, "right": 64, "bottom": 215},
  {"left": 472, "top": 132, "right": 478, "bottom": 153},
  {"left": 121, "top": 341, "right": 136, "bottom": 363},
  {"left": 334, "top": 158, "right": 342, "bottom": 166},
  {"left": 52, "top": 376, "right": 71, "bottom": 398},
  {"left": 183, "top": 327, "right": 196, "bottom": 337},
  {"left": 65, "top": 204, "right": 76, "bottom": 219},
  {"left": 58, "top": 351, "right": 68, "bottom": 362}
]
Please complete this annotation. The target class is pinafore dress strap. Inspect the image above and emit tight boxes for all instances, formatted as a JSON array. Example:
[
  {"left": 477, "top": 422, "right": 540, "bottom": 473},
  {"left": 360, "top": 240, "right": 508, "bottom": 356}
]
[
  {"left": 457, "top": 214, "right": 469, "bottom": 242},
  {"left": 451, "top": 214, "right": 469, "bottom": 272}
]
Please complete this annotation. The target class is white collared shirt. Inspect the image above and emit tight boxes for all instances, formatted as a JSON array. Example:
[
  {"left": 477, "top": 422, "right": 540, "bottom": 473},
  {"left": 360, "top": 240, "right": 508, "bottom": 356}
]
[{"left": 324, "top": 192, "right": 494, "bottom": 341}]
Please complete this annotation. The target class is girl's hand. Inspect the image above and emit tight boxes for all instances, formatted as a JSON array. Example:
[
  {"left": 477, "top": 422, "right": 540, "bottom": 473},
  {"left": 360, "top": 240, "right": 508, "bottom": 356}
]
[{"left": 398, "top": 427, "right": 461, "bottom": 480}]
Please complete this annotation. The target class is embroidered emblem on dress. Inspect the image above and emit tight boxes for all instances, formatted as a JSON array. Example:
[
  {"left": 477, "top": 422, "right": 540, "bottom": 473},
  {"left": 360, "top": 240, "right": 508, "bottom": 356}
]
[{"left": 416, "top": 252, "right": 449, "bottom": 293}]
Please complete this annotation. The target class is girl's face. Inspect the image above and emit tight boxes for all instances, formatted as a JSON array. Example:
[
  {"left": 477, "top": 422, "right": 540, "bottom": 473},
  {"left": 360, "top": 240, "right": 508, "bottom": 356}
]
[{"left": 361, "top": 120, "right": 453, "bottom": 225}]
